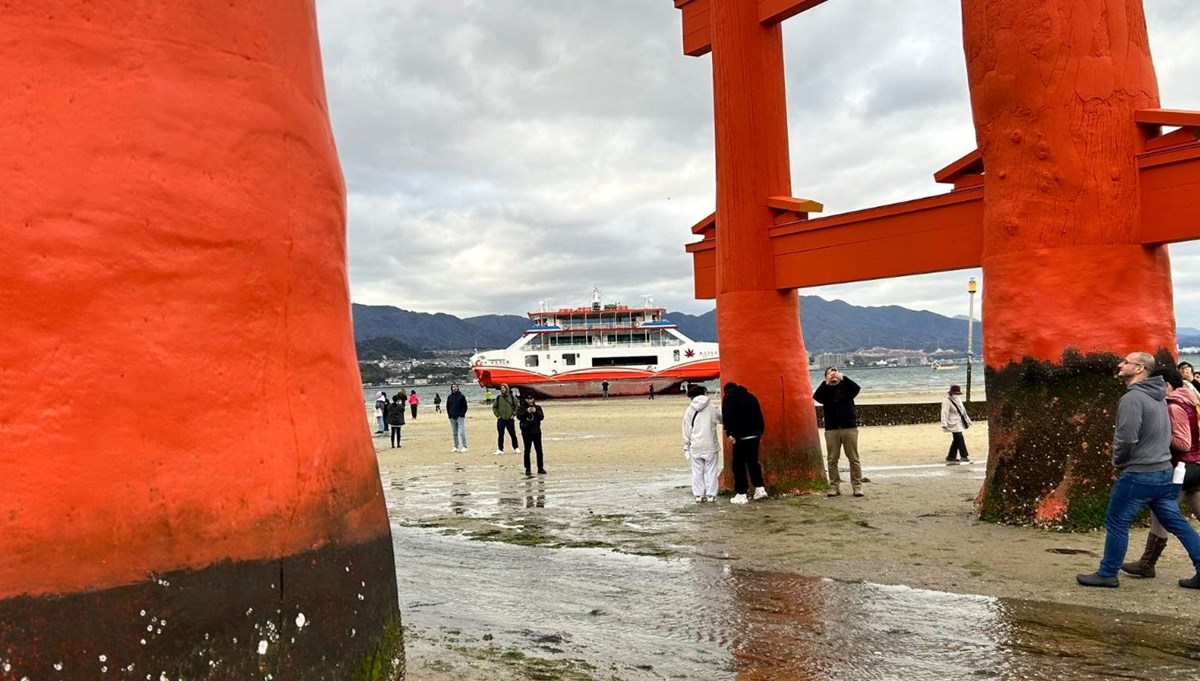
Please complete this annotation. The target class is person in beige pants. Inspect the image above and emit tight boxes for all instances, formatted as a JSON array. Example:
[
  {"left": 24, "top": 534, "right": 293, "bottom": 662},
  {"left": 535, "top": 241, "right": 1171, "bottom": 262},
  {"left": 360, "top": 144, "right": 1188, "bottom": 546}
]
[{"left": 813, "top": 367, "right": 863, "bottom": 497}]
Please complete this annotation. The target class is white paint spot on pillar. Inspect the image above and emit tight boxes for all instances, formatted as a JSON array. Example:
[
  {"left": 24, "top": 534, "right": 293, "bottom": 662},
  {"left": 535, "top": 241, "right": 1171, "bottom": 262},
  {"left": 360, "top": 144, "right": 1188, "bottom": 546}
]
[
  {"left": 258, "top": 640, "right": 269, "bottom": 655},
  {"left": 295, "top": 612, "right": 307, "bottom": 629}
]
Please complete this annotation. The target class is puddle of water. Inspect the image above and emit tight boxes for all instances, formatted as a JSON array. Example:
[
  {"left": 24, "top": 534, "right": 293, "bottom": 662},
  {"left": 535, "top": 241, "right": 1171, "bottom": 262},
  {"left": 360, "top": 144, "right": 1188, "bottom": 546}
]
[{"left": 387, "top": 461, "right": 1200, "bottom": 679}]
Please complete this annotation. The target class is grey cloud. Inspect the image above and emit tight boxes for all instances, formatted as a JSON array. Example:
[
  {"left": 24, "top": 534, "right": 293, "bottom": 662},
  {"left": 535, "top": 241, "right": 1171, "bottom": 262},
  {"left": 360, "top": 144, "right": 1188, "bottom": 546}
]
[{"left": 314, "top": 0, "right": 1200, "bottom": 328}]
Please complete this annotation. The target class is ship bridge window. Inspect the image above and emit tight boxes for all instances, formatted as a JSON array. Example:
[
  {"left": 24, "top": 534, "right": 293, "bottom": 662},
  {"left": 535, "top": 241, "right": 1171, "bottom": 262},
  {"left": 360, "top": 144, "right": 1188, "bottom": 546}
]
[
  {"left": 525, "top": 354, "right": 539, "bottom": 368},
  {"left": 592, "top": 355, "right": 658, "bottom": 367},
  {"left": 562, "top": 353, "right": 576, "bottom": 366}
]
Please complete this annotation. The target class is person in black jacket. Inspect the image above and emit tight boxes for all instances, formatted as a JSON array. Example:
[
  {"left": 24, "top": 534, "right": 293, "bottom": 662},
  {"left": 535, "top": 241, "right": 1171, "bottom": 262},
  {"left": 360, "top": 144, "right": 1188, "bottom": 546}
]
[
  {"left": 813, "top": 367, "right": 863, "bottom": 497},
  {"left": 446, "top": 383, "right": 469, "bottom": 452},
  {"left": 386, "top": 394, "right": 406, "bottom": 448},
  {"left": 721, "top": 382, "right": 767, "bottom": 505},
  {"left": 518, "top": 394, "right": 546, "bottom": 476}
]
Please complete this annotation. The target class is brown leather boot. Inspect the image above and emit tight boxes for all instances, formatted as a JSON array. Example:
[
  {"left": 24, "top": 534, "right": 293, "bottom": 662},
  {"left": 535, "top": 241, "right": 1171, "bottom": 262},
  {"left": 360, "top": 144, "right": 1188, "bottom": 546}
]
[{"left": 1120, "top": 533, "right": 1168, "bottom": 578}]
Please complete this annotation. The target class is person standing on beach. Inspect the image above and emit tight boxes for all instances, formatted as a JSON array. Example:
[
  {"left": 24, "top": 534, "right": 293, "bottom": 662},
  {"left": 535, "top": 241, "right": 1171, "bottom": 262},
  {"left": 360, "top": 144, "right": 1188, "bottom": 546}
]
[
  {"left": 941, "top": 384, "right": 972, "bottom": 463},
  {"left": 492, "top": 383, "right": 520, "bottom": 455},
  {"left": 683, "top": 385, "right": 722, "bottom": 502},
  {"left": 518, "top": 393, "right": 546, "bottom": 476},
  {"left": 602, "top": 380, "right": 610, "bottom": 399},
  {"left": 446, "top": 383, "right": 469, "bottom": 452},
  {"left": 485, "top": 388, "right": 493, "bottom": 405},
  {"left": 374, "top": 391, "right": 388, "bottom": 434},
  {"left": 814, "top": 367, "right": 864, "bottom": 497},
  {"left": 648, "top": 384, "right": 655, "bottom": 400},
  {"left": 408, "top": 390, "right": 420, "bottom": 419},
  {"left": 1122, "top": 367, "right": 1200, "bottom": 578},
  {"left": 1077, "top": 351, "right": 1200, "bottom": 589},
  {"left": 721, "top": 382, "right": 767, "bottom": 505},
  {"left": 386, "top": 394, "right": 406, "bottom": 448},
  {"left": 434, "top": 392, "right": 442, "bottom": 413}
]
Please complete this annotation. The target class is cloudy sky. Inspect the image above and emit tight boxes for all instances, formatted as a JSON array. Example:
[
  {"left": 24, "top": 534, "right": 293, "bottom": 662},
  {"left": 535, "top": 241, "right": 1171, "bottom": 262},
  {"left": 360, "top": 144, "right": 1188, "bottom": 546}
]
[{"left": 314, "top": 0, "right": 1200, "bottom": 326}]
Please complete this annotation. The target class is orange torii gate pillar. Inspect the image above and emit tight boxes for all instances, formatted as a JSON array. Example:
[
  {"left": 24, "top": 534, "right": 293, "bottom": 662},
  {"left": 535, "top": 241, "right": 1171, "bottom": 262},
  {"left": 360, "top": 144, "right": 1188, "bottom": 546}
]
[
  {"left": 673, "top": 0, "right": 1200, "bottom": 526},
  {"left": 0, "top": 3, "right": 403, "bottom": 678},
  {"left": 685, "top": 0, "right": 827, "bottom": 490}
]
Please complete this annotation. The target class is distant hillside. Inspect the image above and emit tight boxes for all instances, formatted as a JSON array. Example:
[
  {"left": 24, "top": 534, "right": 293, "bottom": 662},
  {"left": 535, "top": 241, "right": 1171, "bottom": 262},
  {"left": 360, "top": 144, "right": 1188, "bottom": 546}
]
[
  {"left": 354, "top": 297, "right": 984, "bottom": 353},
  {"left": 352, "top": 303, "right": 526, "bottom": 350},
  {"left": 664, "top": 297, "right": 983, "bottom": 352},
  {"left": 355, "top": 336, "right": 433, "bottom": 361}
]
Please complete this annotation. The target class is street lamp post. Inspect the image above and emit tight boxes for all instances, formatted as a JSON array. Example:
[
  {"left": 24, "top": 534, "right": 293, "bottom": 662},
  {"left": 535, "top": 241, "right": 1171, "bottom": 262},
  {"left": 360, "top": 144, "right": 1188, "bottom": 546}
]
[{"left": 966, "top": 277, "right": 977, "bottom": 401}]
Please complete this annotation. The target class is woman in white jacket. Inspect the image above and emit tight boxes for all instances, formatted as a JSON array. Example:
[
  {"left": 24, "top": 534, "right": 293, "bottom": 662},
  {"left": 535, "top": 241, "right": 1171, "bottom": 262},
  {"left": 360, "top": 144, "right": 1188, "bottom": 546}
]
[
  {"left": 940, "top": 384, "right": 972, "bottom": 462},
  {"left": 683, "top": 385, "right": 722, "bottom": 502}
]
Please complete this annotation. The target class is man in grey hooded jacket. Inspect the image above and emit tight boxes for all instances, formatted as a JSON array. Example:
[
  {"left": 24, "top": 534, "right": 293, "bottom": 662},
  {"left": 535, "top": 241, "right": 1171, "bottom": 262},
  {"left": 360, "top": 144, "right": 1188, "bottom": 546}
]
[{"left": 1077, "top": 351, "right": 1200, "bottom": 588}]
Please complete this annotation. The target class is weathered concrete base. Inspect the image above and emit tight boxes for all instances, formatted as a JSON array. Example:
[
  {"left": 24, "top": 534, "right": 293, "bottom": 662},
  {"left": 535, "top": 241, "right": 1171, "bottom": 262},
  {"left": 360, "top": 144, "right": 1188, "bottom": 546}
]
[
  {"left": 979, "top": 349, "right": 1173, "bottom": 530},
  {"left": 0, "top": 534, "right": 403, "bottom": 681}
]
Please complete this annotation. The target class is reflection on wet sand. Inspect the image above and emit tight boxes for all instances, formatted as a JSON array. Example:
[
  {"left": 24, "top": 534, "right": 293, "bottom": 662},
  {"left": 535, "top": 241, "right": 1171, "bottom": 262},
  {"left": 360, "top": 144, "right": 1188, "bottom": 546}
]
[{"left": 387, "top": 462, "right": 1200, "bottom": 679}]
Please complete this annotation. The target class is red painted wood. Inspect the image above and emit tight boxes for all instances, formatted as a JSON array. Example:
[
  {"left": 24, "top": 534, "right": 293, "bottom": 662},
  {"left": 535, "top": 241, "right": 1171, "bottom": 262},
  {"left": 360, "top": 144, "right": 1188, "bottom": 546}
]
[
  {"left": 1, "top": 1, "right": 391, "bottom": 599},
  {"left": 963, "top": 0, "right": 1174, "bottom": 367},
  {"left": 758, "top": 0, "right": 834, "bottom": 25},
  {"left": 710, "top": 0, "right": 823, "bottom": 484},
  {"left": 1139, "top": 142, "right": 1200, "bottom": 245}
]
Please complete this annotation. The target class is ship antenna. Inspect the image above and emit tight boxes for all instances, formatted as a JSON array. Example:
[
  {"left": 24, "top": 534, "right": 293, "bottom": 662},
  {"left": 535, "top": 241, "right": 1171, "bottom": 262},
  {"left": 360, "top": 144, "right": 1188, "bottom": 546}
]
[
  {"left": 591, "top": 285, "right": 602, "bottom": 311},
  {"left": 640, "top": 294, "right": 654, "bottom": 308}
]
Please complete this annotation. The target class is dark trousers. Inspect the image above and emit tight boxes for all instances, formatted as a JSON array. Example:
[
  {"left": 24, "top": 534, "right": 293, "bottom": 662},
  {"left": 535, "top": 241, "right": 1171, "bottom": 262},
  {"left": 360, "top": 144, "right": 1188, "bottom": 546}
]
[
  {"left": 522, "top": 428, "right": 544, "bottom": 472},
  {"left": 390, "top": 425, "right": 402, "bottom": 447},
  {"left": 496, "top": 418, "right": 518, "bottom": 450},
  {"left": 732, "top": 437, "right": 765, "bottom": 494},
  {"left": 946, "top": 431, "right": 969, "bottom": 460},
  {"left": 410, "top": 404, "right": 417, "bottom": 419}
]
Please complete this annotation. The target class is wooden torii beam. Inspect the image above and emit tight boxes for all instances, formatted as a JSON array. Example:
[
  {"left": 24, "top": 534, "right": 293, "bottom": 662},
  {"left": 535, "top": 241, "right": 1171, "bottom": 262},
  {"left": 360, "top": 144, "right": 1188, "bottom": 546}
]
[
  {"left": 685, "top": 109, "right": 1200, "bottom": 295},
  {"left": 673, "top": 0, "right": 1200, "bottom": 526}
]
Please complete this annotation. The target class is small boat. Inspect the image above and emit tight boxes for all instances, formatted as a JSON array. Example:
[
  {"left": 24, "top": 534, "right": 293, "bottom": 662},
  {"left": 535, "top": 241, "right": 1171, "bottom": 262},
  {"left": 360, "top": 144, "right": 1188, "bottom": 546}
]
[
  {"left": 469, "top": 288, "right": 719, "bottom": 398},
  {"left": 932, "top": 361, "right": 959, "bottom": 371}
]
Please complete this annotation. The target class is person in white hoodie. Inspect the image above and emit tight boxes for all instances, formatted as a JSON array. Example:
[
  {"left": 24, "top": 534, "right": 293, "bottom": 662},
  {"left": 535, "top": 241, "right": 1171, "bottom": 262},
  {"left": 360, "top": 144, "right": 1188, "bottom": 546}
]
[{"left": 683, "top": 385, "right": 722, "bottom": 502}]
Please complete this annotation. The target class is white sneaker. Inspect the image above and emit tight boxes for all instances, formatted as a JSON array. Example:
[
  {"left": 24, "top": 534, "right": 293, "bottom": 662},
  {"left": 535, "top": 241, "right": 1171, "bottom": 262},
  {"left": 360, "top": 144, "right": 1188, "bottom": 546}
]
[
  {"left": 695, "top": 496, "right": 705, "bottom": 503},
  {"left": 752, "top": 487, "right": 768, "bottom": 501},
  {"left": 730, "top": 494, "right": 749, "bottom": 505},
  {"left": 494, "top": 449, "right": 504, "bottom": 456},
  {"left": 461, "top": 447, "right": 469, "bottom": 452},
  {"left": 451, "top": 447, "right": 460, "bottom": 453},
  {"left": 704, "top": 496, "right": 717, "bottom": 503}
]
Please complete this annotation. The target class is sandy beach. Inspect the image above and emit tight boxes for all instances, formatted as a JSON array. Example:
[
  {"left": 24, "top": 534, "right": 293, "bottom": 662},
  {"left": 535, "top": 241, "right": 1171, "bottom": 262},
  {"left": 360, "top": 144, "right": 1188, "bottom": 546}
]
[{"left": 376, "top": 392, "right": 1199, "bottom": 679}]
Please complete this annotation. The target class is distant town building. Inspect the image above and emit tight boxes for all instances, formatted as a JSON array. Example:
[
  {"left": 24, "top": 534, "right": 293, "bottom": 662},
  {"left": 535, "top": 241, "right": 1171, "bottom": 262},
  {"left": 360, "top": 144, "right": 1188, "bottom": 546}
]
[{"left": 811, "top": 353, "right": 848, "bottom": 368}]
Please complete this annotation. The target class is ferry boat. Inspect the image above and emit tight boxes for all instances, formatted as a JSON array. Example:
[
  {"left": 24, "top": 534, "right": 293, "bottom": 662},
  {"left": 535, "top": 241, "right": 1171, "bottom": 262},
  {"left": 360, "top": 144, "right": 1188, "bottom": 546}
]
[{"left": 469, "top": 289, "right": 719, "bottom": 398}]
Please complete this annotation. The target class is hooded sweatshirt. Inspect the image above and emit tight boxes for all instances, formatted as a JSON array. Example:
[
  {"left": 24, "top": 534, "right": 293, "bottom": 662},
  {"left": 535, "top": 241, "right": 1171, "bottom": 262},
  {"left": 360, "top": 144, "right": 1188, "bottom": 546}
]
[
  {"left": 1165, "top": 386, "right": 1200, "bottom": 463},
  {"left": 683, "top": 395, "right": 723, "bottom": 457},
  {"left": 721, "top": 384, "right": 765, "bottom": 440},
  {"left": 1112, "top": 375, "right": 1172, "bottom": 472}
]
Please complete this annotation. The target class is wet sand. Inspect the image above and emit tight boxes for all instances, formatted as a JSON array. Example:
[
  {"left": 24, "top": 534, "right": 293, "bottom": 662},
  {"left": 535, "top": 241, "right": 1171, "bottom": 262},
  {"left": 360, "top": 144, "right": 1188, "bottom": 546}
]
[{"left": 378, "top": 394, "right": 1200, "bottom": 679}]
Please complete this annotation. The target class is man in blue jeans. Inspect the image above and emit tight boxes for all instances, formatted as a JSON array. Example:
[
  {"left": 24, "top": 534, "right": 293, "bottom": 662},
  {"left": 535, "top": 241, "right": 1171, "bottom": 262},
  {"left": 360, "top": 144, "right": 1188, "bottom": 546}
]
[{"left": 1077, "top": 351, "right": 1200, "bottom": 589}]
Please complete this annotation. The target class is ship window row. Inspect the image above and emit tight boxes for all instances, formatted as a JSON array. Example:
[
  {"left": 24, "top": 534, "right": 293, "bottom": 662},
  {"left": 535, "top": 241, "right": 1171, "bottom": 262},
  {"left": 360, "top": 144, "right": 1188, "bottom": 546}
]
[
  {"left": 531, "top": 315, "right": 661, "bottom": 330},
  {"left": 526, "top": 354, "right": 661, "bottom": 368},
  {"left": 519, "top": 332, "right": 683, "bottom": 350}
]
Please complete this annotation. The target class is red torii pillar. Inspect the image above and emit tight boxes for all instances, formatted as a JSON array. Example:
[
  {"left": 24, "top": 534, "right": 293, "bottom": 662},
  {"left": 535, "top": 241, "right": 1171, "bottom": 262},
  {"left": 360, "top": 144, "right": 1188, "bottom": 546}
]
[
  {"left": 673, "top": 0, "right": 1200, "bottom": 526},
  {"left": 690, "top": 0, "right": 826, "bottom": 491},
  {"left": 0, "top": 2, "right": 403, "bottom": 677}
]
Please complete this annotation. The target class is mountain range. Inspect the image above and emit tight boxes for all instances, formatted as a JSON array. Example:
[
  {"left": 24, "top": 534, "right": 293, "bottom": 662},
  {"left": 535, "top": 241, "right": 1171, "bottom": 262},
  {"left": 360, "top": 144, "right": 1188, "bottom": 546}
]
[
  {"left": 353, "top": 300, "right": 1200, "bottom": 354},
  {"left": 352, "top": 298, "right": 991, "bottom": 354}
]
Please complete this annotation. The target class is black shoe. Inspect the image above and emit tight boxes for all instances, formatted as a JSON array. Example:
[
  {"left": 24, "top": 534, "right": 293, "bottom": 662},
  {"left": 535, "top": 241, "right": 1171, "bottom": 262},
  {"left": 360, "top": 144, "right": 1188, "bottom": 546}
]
[
  {"left": 524, "top": 469, "right": 532, "bottom": 477},
  {"left": 1076, "top": 572, "right": 1119, "bottom": 588},
  {"left": 1179, "top": 574, "right": 1200, "bottom": 589},
  {"left": 537, "top": 469, "right": 547, "bottom": 475},
  {"left": 960, "top": 457, "right": 971, "bottom": 462}
]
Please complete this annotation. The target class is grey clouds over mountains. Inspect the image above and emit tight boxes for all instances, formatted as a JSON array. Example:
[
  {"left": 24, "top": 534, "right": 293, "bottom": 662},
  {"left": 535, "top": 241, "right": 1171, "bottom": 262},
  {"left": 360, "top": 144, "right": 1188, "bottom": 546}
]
[{"left": 317, "top": 1, "right": 1200, "bottom": 326}]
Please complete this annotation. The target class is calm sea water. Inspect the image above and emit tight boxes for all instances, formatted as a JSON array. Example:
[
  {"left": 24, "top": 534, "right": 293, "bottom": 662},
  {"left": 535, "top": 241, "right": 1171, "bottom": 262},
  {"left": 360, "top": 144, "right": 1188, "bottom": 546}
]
[{"left": 364, "top": 354, "right": 1200, "bottom": 406}]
